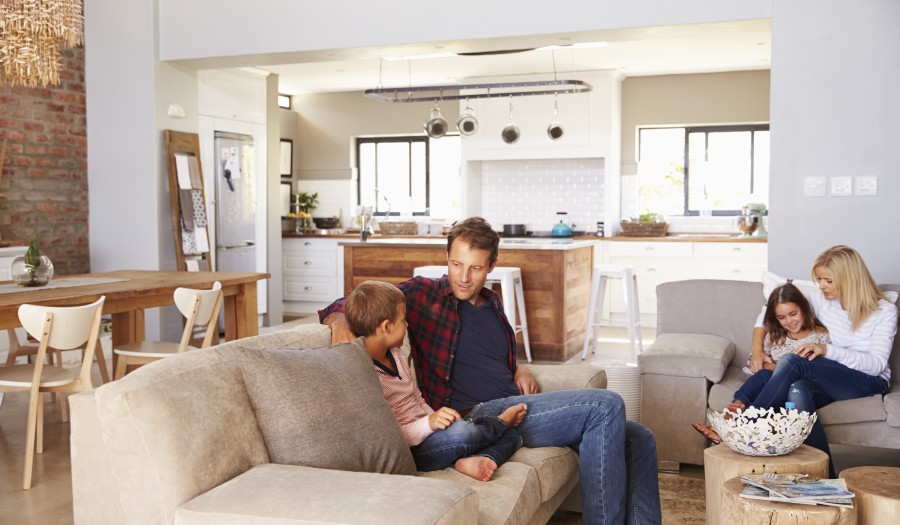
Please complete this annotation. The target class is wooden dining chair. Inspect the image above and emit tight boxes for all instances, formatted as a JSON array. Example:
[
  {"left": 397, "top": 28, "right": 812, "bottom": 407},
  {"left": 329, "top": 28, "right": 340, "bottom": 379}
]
[
  {"left": 0, "top": 296, "right": 105, "bottom": 489},
  {"left": 113, "top": 282, "right": 222, "bottom": 380}
]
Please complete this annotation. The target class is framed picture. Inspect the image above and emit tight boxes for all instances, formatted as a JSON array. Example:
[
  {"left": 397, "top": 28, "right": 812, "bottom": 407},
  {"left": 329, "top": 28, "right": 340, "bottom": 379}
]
[
  {"left": 280, "top": 139, "right": 293, "bottom": 178},
  {"left": 280, "top": 181, "right": 292, "bottom": 217}
]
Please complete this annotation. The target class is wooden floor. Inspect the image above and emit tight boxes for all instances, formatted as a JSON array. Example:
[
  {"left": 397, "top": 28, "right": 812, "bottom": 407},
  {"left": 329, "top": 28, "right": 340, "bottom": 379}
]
[{"left": 2, "top": 325, "right": 899, "bottom": 524}]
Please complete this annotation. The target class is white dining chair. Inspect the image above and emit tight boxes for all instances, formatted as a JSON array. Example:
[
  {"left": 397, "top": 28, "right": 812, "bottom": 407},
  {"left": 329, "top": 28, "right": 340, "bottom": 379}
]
[
  {"left": 0, "top": 296, "right": 105, "bottom": 489},
  {"left": 113, "top": 282, "right": 222, "bottom": 379}
]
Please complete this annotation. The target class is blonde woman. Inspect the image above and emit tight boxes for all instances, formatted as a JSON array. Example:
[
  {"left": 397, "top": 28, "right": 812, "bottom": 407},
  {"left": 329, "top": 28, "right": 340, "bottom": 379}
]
[{"left": 746, "top": 245, "right": 897, "bottom": 477}]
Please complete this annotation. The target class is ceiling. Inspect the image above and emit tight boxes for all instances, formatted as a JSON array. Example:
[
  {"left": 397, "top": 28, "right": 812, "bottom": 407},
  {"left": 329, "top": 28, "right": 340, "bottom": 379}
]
[{"left": 257, "top": 19, "right": 771, "bottom": 96}]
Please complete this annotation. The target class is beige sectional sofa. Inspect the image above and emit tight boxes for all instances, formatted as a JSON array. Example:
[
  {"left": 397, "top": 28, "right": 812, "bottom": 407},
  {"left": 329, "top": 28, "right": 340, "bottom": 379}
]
[
  {"left": 70, "top": 323, "right": 607, "bottom": 525},
  {"left": 639, "top": 279, "right": 900, "bottom": 468}
]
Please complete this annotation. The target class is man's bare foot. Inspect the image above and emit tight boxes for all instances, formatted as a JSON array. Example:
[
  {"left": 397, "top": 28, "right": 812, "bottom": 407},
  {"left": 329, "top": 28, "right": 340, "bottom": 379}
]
[
  {"left": 498, "top": 403, "right": 528, "bottom": 428},
  {"left": 455, "top": 456, "right": 497, "bottom": 482},
  {"left": 691, "top": 423, "right": 722, "bottom": 445}
]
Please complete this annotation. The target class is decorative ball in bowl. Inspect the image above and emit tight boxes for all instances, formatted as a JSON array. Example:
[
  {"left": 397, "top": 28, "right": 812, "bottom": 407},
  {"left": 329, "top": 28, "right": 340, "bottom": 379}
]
[{"left": 708, "top": 406, "right": 817, "bottom": 456}]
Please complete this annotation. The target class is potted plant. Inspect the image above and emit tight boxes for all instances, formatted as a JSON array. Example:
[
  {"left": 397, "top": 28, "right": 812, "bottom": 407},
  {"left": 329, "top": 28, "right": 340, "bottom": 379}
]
[{"left": 11, "top": 236, "right": 55, "bottom": 287}]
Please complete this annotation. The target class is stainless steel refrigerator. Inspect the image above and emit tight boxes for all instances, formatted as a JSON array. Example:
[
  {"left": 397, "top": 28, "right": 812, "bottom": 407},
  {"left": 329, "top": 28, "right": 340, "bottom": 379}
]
[{"left": 214, "top": 131, "right": 257, "bottom": 275}]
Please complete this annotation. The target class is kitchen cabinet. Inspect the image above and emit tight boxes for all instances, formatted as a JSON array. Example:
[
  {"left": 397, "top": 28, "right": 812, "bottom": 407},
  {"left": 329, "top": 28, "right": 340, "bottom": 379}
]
[
  {"left": 597, "top": 239, "right": 768, "bottom": 327},
  {"left": 198, "top": 69, "right": 267, "bottom": 124},
  {"left": 282, "top": 238, "right": 343, "bottom": 314}
]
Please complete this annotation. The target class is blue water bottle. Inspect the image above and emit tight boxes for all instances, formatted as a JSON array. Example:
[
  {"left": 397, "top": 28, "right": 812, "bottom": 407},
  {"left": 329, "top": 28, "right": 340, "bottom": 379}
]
[{"left": 784, "top": 401, "right": 796, "bottom": 413}]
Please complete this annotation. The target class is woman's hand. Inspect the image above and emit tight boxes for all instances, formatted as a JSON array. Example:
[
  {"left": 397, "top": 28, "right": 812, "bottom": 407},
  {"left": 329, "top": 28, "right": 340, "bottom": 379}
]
[
  {"left": 748, "top": 327, "right": 772, "bottom": 373},
  {"left": 749, "top": 352, "right": 774, "bottom": 373},
  {"left": 796, "top": 343, "right": 827, "bottom": 360},
  {"left": 428, "top": 407, "right": 461, "bottom": 430}
]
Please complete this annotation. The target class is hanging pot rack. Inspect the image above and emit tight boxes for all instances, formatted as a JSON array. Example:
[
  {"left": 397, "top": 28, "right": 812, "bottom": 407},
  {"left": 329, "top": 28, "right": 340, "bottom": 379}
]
[{"left": 364, "top": 79, "right": 592, "bottom": 103}]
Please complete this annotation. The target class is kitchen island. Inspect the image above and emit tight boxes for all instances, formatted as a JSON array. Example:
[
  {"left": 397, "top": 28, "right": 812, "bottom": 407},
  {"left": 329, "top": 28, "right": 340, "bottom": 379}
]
[{"left": 340, "top": 238, "right": 598, "bottom": 362}]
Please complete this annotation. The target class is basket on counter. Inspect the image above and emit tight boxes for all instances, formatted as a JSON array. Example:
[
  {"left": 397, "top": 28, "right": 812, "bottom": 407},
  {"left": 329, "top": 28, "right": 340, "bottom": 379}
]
[
  {"left": 378, "top": 221, "right": 418, "bottom": 235},
  {"left": 619, "top": 220, "right": 669, "bottom": 237}
]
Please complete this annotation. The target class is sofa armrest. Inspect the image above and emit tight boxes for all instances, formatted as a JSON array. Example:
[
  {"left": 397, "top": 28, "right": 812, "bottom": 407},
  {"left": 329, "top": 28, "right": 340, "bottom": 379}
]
[
  {"left": 638, "top": 333, "right": 735, "bottom": 383},
  {"left": 524, "top": 363, "right": 607, "bottom": 392}
]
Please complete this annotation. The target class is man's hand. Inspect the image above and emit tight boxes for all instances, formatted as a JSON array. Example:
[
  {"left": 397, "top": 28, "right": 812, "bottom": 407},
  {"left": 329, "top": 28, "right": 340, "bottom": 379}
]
[
  {"left": 323, "top": 312, "right": 356, "bottom": 344},
  {"left": 514, "top": 367, "right": 539, "bottom": 395},
  {"left": 428, "top": 407, "right": 461, "bottom": 430}
]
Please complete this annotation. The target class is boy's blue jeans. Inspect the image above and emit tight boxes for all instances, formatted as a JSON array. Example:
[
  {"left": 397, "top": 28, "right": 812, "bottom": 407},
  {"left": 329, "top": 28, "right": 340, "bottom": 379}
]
[
  {"left": 468, "top": 389, "right": 661, "bottom": 525},
  {"left": 411, "top": 416, "right": 523, "bottom": 471}
]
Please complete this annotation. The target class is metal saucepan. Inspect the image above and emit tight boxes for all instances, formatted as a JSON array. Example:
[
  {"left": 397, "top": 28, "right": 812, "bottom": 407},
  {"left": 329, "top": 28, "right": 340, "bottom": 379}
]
[{"left": 503, "top": 224, "right": 526, "bottom": 236}]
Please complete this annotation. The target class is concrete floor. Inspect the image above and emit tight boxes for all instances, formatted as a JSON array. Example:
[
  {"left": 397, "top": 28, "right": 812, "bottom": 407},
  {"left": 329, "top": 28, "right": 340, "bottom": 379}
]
[{"left": 1, "top": 324, "right": 899, "bottom": 524}]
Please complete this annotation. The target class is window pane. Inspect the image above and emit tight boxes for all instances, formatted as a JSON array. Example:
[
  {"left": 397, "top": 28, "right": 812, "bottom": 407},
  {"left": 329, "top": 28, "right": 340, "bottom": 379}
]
[
  {"left": 752, "top": 131, "right": 770, "bottom": 207},
  {"left": 689, "top": 131, "right": 752, "bottom": 212},
  {"left": 411, "top": 142, "right": 426, "bottom": 212},
  {"left": 376, "top": 142, "right": 411, "bottom": 214},
  {"left": 429, "top": 136, "right": 461, "bottom": 220},
  {"left": 359, "top": 143, "right": 376, "bottom": 209},
  {"left": 638, "top": 128, "right": 685, "bottom": 216}
]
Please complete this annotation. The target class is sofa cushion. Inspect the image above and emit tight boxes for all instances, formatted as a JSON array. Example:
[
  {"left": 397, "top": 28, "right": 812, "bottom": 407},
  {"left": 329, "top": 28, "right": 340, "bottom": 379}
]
[
  {"left": 218, "top": 323, "right": 333, "bottom": 352},
  {"left": 418, "top": 461, "right": 541, "bottom": 525},
  {"left": 176, "top": 463, "right": 478, "bottom": 525},
  {"left": 238, "top": 339, "right": 416, "bottom": 475},
  {"left": 885, "top": 392, "right": 900, "bottom": 428},
  {"left": 507, "top": 446, "right": 579, "bottom": 502},
  {"left": 818, "top": 394, "right": 887, "bottom": 425},
  {"left": 707, "top": 367, "right": 747, "bottom": 411},
  {"left": 639, "top": 333, "right": 735, "bottom": 382}
]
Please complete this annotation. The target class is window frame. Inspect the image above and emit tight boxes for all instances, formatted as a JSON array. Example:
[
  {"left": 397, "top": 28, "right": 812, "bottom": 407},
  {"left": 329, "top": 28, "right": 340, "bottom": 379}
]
[
  {"left": 638, "top": 123, "right": 770, "bottom": 216},
  {"left": 355, "top": 135, "right": 432, "bottom": 216}
]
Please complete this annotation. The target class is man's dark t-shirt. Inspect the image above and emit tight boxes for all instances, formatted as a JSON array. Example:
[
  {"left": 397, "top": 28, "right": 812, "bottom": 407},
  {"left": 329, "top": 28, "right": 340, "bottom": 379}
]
[{"left": 448, "top": 299, "right": 519, "bottom": 412}]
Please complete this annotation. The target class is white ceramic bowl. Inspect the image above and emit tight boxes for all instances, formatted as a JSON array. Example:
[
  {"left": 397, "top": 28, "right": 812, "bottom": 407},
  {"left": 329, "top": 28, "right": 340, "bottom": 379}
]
[{"left": 708, "top": 405, "right": 817, "bottom": 456}]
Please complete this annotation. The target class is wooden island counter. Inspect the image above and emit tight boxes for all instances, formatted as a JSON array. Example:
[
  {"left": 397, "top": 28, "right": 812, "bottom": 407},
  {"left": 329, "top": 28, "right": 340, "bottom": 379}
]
[{"left": 341, "top": 238, "right": 598, "bottom": 362}]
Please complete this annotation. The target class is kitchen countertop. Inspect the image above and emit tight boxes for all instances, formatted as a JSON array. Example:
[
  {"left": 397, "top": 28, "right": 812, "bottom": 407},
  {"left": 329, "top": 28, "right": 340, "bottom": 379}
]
[
  {"left": 338, "top": 238, "right": 599, "bottom": 250},
  {"left": 283, "top": 232, "right": 765, "bottom": 243},
  {"left": 575, "top": 235, "right": 767, "bottom": 243}
]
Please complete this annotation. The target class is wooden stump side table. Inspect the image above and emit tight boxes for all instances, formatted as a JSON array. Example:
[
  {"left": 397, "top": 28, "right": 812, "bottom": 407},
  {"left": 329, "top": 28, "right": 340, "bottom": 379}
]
[
  {"left": 721, "top": 476, "right": 857, "bottom": 524},
  {"left": 704, "top": 444, "right": 829, "bottom": 525},
  {"left": 840, "top": 466, "right": 900, "bottom": 525}
]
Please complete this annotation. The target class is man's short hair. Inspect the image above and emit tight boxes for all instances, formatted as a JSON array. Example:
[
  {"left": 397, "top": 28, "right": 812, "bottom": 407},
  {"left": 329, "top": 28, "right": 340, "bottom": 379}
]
[
  {"left": 447, "top": 217, "right": 500, "bottom": 264},
  {"left": 345, "top": 280, "right": 405, "bottom": 337}
]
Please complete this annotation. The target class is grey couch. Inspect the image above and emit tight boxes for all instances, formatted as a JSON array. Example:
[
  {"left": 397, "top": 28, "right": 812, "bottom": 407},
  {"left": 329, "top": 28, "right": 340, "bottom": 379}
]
[
  {"left": 638, "top": 279, "right": 900, "bottom": 467},
  {"left": 70, "top": 323, "right": 607, "bottom": 525}
]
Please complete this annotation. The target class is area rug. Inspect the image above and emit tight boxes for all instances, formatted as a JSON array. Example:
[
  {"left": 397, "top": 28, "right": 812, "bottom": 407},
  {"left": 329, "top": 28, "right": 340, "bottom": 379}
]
[{"left": 547, "top": 474, "right": 705, "bottom": 524}]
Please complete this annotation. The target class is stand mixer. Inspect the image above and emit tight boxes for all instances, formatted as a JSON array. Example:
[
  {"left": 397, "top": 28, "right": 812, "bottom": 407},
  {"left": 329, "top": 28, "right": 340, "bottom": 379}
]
[{"left": 736, "top": 203, "right": 767, "bottom": 237}]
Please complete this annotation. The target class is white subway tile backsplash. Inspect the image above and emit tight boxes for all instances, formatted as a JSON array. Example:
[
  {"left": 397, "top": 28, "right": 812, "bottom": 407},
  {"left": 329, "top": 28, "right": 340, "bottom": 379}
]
[{"left": 480, "top": 158, "right": 605, "bottom": 234}]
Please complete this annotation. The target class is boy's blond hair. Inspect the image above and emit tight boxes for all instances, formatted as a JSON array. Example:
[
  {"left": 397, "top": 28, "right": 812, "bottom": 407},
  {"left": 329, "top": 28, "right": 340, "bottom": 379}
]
[{"left": 345, "top": 280, "right": 405, "bottom": 337}]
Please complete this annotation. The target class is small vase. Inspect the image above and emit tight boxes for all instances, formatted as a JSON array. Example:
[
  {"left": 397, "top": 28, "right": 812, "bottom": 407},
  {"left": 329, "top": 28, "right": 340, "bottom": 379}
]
[{"left": 11, "top": 255, "right": 54, "bottom": 287}]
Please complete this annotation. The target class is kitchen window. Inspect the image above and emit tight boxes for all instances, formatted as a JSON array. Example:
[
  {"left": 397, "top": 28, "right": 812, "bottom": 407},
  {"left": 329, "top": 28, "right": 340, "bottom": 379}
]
[
  {"left": 637, "top": 124, "right": 769, "bottom": 216},
  {"left": 356, "top": 135, "right": 461, "bottom": 218}
]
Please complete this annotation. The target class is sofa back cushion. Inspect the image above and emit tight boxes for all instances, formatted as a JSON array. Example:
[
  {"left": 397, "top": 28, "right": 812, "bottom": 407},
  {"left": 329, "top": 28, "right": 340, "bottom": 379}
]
[
  {"left": 238, "top": 338, "right": 416, "bottom": 475},
  {"left": 881, "top": 284, "right": 900, "bottom": 391}
]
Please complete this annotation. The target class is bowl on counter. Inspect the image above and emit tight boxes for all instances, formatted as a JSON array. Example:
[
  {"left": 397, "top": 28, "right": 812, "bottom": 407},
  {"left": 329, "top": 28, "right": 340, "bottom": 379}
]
[{"left": 313, "top": 217, "right": 340, "bottom": 229}]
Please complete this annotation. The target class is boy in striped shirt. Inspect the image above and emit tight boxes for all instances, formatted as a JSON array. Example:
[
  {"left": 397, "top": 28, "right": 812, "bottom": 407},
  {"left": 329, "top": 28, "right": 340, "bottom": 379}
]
[{"left": 346, "top": 280, "right": 527, "bottom": 482}]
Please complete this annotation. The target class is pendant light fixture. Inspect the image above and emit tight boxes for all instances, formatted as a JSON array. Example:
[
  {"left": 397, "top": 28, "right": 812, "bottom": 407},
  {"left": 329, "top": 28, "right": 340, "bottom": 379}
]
[
  {"left": 547, "top": 94, "right": 564, "bottom": 140},
  {"left": 457, "top": 99, "right": 478, "bottom": 137},
  {"left": 501, "top": 96, "right": 520, "bottom": 145}
]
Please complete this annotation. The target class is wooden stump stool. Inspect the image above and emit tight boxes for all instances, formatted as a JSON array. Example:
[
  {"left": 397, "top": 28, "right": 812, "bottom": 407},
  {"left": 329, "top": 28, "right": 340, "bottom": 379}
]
[
  {"left": 840, "top": 466, "right": 900, "bottom": 525},
  {"left": 704, "top": 444, "right": 829, "bottom": 525},
  {"left": 721, "top": 476, "right": 857, "bottom": 524}
]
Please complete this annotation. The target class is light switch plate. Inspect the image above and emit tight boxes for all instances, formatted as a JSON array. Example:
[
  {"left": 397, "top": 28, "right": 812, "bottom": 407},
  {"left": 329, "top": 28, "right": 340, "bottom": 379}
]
[
  {"left": 854, "top": 176, "right": 878, "bottom": 196},
  {"left": 830, "top": 176, "right": 853, "bottom": 197},
  {"left": 803, "top": 176, "right": 827, "bottom": 197}
]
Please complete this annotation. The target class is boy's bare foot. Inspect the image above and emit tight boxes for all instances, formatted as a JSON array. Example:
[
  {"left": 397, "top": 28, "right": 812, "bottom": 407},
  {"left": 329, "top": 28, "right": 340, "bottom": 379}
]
[
  {"left": 691, "top": 423, "right": 722, "bottom": 445},
  {"left": 455, "top": 456, "right": 497, "bottom": 482},
  {"left": 498, "top": 403, "right": 528, "bottom": 428}
]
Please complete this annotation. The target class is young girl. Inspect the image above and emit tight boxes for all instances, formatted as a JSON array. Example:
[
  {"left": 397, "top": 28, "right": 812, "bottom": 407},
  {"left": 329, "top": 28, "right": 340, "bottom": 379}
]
[{"left": 692, "top": 282, "right": 831, "bottom": 442}]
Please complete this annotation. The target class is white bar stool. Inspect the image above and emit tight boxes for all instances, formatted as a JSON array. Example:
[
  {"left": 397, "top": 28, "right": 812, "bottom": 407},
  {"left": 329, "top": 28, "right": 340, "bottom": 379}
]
[
  {"left": 582, "top": 264, "right": 643, "bottom": 359},
  {"left": 413, "top": 265, "right": 532, "bottom": 362}
]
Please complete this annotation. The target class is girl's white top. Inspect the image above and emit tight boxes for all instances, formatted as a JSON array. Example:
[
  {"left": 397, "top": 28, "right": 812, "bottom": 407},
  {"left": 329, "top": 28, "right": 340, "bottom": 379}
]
[{"left": 756, "top": 289, "right": 897, "bottom": 382}]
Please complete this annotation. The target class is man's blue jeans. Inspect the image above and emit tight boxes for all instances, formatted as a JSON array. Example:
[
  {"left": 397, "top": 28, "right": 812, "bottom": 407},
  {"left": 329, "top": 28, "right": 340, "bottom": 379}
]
[
  {"left": 746, "top": 353, "right": 888, "bottom": 477},
  {"left": 411, "top": 416, "right": 523, "bottom": 471},
  {"left": 469, "top": 389, "right": 661, "bottom": 525}
]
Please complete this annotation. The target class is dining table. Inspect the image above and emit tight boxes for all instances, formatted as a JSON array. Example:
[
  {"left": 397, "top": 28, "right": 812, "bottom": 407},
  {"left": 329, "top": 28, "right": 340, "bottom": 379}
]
[{"left": 0, "top": 270, "right": 270, "bottom": 348}]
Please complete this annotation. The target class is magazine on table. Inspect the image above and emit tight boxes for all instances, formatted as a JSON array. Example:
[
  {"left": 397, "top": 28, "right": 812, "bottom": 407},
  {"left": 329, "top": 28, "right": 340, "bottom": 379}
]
[{"left": 739, "top": 473, "right": 854, "bottom": 508}]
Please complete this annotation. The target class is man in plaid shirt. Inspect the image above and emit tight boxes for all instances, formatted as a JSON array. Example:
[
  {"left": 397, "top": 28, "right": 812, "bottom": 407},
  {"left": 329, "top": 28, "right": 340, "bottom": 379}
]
[{"left": 320, "top": 217, "right": 661, "bottom": 525}]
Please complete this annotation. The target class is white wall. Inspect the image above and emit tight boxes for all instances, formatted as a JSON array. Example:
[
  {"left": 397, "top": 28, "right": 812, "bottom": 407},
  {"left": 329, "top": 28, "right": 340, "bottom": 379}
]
[
  {"left": 157, "top": 1, "right": 771, "bottom": 65},
  {"left": 768, "top": 0, "right": 900, "bottom": 283}
]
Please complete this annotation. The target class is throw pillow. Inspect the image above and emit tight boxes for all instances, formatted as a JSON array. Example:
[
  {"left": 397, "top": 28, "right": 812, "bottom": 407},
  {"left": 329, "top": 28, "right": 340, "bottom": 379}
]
[
  {"left": 238, "top": 340, "right": 416, "bottom": 475},
  {"left": 761, "top": 270, "right": 818, "bottom": 301}
]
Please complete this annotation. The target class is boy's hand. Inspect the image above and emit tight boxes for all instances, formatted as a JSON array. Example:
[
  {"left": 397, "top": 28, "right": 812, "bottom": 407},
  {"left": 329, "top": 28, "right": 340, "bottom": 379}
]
[
  {"left": 428, "top": 407, "right": 461, "bottom": 430},
  {"left": 323, "top": 313, "right": 356, "bottom": 344}
]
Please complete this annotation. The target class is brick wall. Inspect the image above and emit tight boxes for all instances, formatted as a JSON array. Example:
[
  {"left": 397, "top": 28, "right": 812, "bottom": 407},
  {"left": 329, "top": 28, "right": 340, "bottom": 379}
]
[{"left": 0, "top": 47, "right": 89, "bottom": 275}]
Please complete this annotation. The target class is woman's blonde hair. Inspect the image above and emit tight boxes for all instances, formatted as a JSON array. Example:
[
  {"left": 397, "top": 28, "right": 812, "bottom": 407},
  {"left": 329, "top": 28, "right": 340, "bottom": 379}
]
[{"left": 812, "top": 245, "right": 887, "bottom": 331}]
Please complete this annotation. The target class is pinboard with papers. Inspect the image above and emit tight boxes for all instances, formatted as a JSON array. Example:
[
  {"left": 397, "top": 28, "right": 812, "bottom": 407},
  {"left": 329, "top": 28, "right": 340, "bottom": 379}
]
[{"left": 164, "top": 130, "right": 212, "bottom": 272}]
